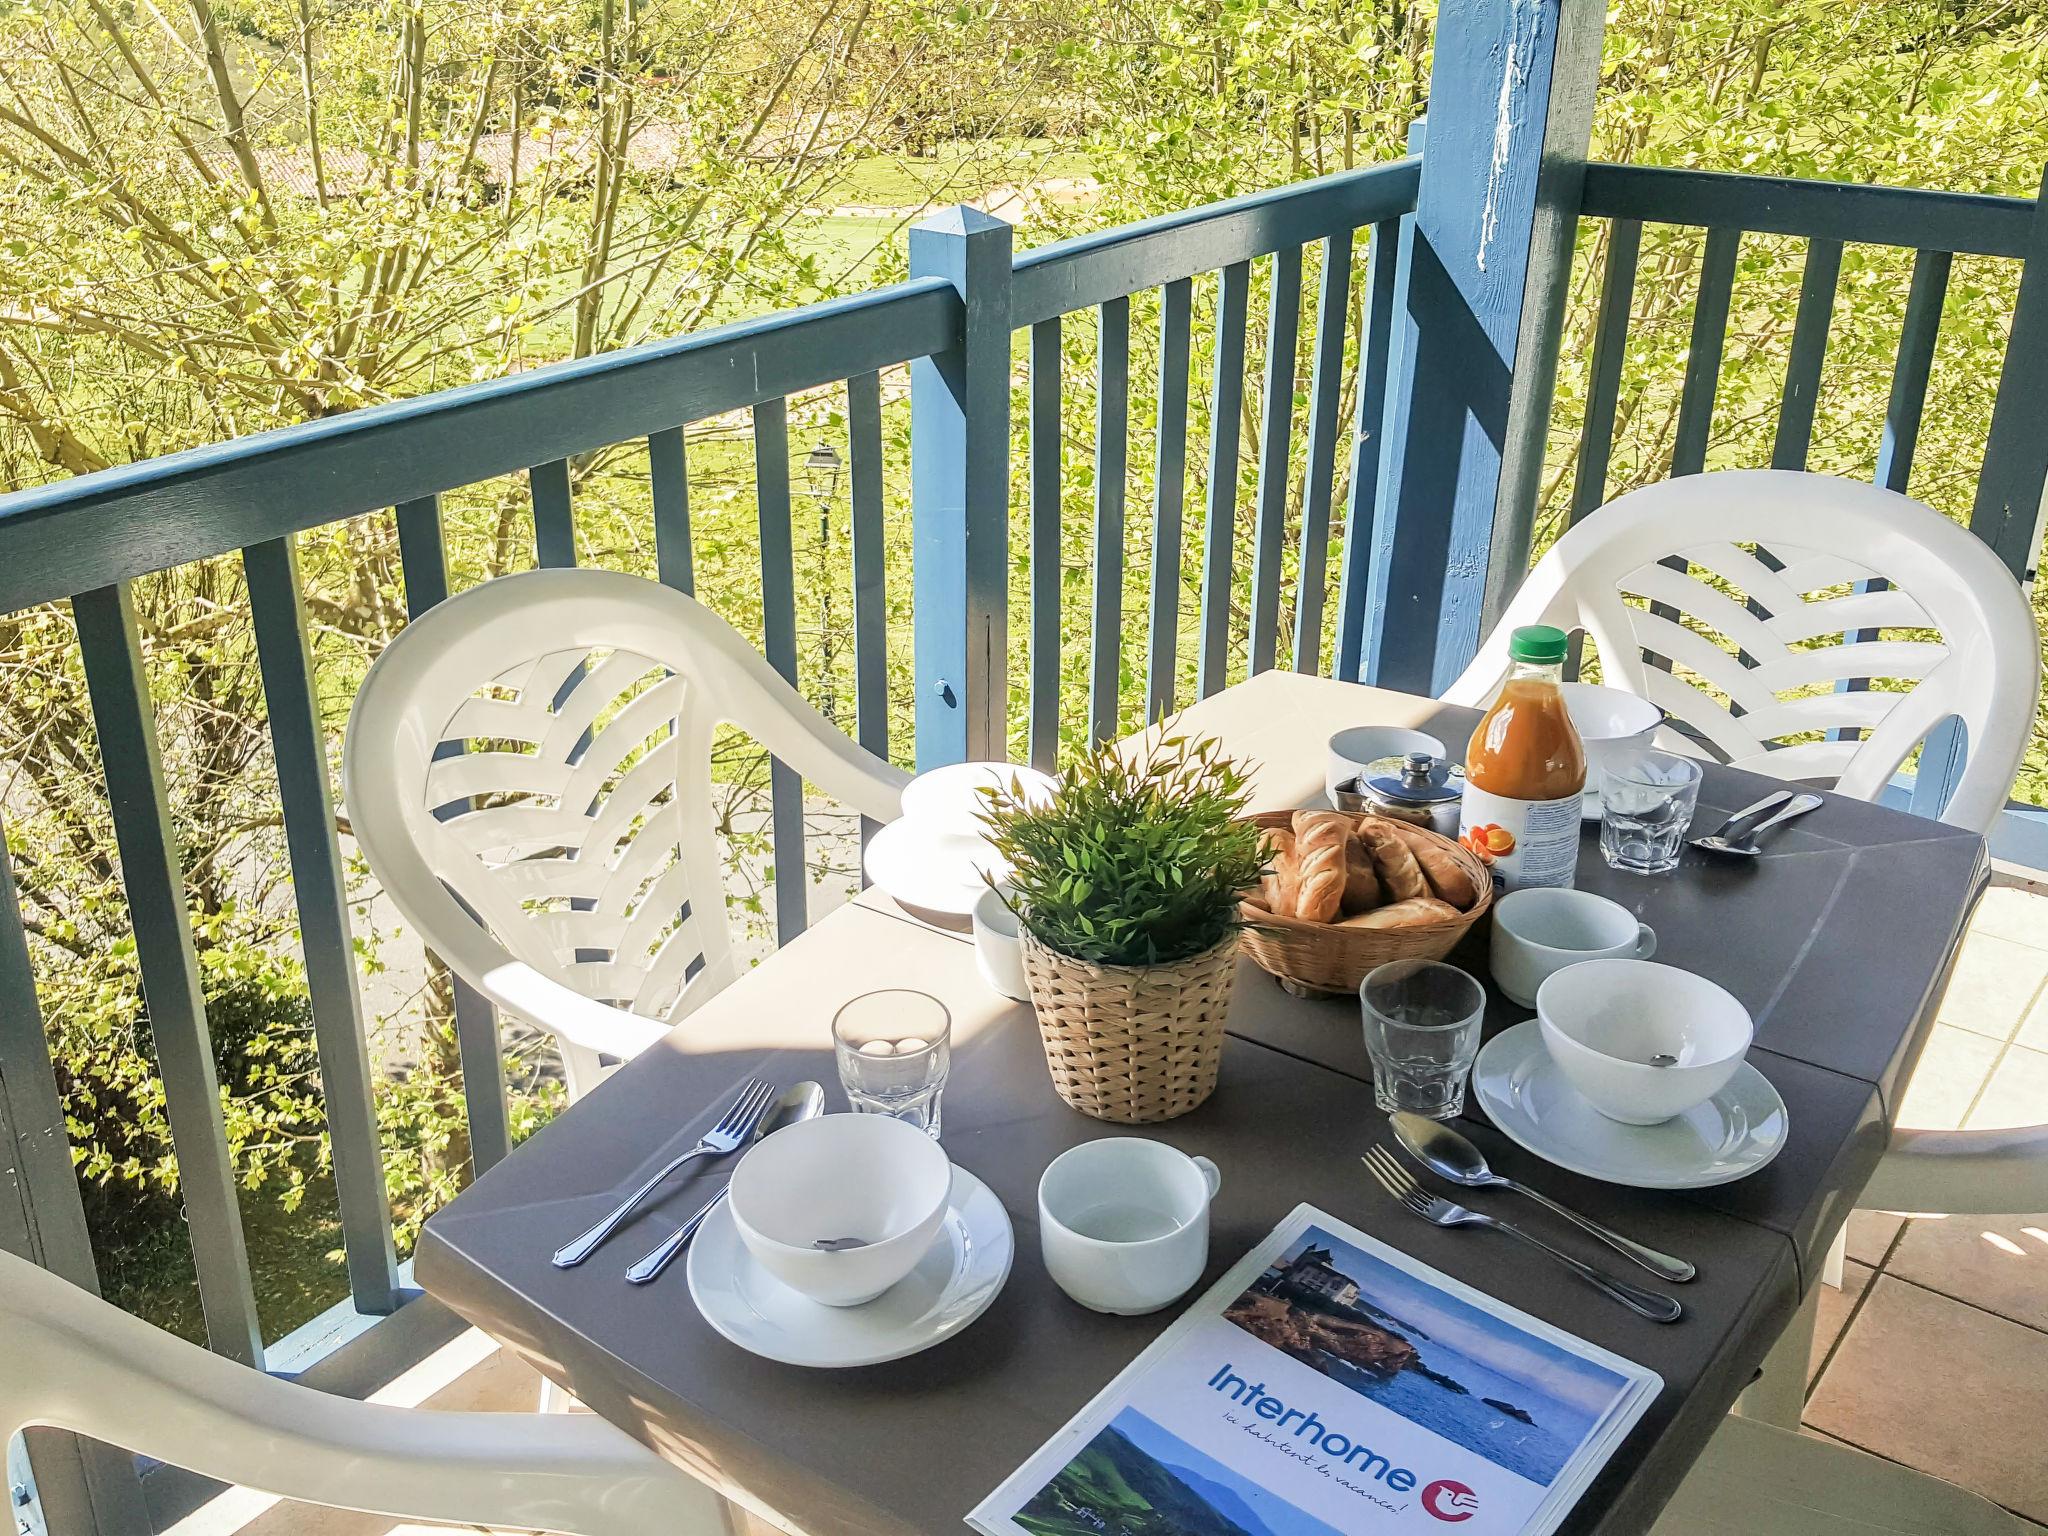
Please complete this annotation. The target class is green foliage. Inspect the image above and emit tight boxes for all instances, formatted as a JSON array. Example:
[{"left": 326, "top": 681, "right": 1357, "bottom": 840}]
[{"left": 980, "top": 733, "right": 1264, "bottom": 966}]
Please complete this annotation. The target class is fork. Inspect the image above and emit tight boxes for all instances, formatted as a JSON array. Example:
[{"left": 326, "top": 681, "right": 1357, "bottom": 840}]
[
  {"left": 1363, "top": 1146, "right": 1683, "bottom": 1323},
  {"left": 552, "top": 1078, "right": 776, "bottom": 1268}
]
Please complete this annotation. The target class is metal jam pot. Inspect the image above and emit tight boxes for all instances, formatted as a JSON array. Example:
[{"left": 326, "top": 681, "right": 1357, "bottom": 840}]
[{"left": 1333, "top": 751, "right": 1465, "bottom": 837}]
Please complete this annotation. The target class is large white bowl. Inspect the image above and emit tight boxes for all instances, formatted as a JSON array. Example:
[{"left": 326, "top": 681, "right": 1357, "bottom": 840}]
[
  {"left": 1562, "top": 683, "right": 1663, "bottom": 814},
  {"left": 728, "top": 1113, "right": 953, "bottom": 1307},
  {"left": 1536, "top": 959, "right": 1752, "bottom": 1125}
]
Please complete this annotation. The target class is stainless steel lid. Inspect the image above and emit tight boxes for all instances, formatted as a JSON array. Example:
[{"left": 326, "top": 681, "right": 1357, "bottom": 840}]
[{"left": 1359, "top": 751, "right": 1464, "bottom": 806}]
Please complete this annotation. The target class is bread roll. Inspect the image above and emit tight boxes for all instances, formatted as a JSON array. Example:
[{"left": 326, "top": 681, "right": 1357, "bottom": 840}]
[
  {"left": 1290, "top": 811, "right": 1350, "bottom": 924},
  {"left": 1342, "top": 835, "right": 1381, "bottom": 913},
  {"left": 1353, "top": 818, "right": 1428, "bottom": 903},
  {"left": 1258, "top": 829, "right": 1298, "bottom": 917},
  {"left": 1337, "top": 896, "right": 1461, "bottom": 929},
  {"left": 1371, "top": 817, "right": 1478, "bottom": 910}
]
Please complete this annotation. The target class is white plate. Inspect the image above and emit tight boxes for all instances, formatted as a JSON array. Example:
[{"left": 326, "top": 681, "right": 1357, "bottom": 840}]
[
  {"left": 687, "top": 1165, "right": 1013, "bottom": 1367},
  {"left": 1471, "top": 1020, "right": 1789, "bottom": 1189},
  {"left": 900, "top": 761, "right": 1055, "bottom": 834},
  {"left": 862, "top": 818, "right": 1009, "bottom": 916}
]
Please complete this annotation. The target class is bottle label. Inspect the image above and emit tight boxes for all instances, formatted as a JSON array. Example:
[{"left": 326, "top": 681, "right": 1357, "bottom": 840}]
[{"left": 1459, "top": 784, "right": 1581, "bottom": 893}]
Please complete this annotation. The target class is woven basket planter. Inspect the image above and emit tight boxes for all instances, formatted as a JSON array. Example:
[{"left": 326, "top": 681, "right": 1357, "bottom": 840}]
[{"left": 1019, "top": 926, "right": 1240, "bottom": 1124}]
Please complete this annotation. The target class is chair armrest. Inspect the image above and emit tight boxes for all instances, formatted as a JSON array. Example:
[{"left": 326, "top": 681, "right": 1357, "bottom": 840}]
[
  {"left": 1861, "top": 1124, "right": 2048, "bottom": 1216},
  {"left": 483, "top": 961, "right": 671, "bottom": 1062}
]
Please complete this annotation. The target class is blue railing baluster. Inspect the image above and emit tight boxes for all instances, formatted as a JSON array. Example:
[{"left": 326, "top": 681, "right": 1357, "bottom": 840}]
[
  {"left": 847, "top": 371, "right": 888, "bottom": 859},
  {"left": 1028, "top": 318, "right": 1063, "bottom": 769},
  {"left": 1146, "top": 279, "right": 1194, "bottom": 721},
  {"left": 1292, "top": 231, "right": 1353, "bottom": 675},
  {"left": 0, "top": 824, "right": 152, "bottom": 1536},
  {"left": 1671, "top": 225, "right": 1741, "bottom": 478},
  {"left": 1831, "top": 249, "right": 1952, "bottom": 740},
  {"left": 1335, "top": 218, "right": 1401, "bottom": 683},
  {"left": 1773, "top": 237, "right": 1845, "bottom": 472},
  {"left": 73, "top": 582, "right": 264, "bottom": 1365},
  {"left": 1197, "top": 262, "right": 1251, "bottom": 698},
  {"left": 754, "top": 398, "right": 806, "bottom": 942},
  {"left": 1569, "top": 220, "right": 1641, "bottom": 527},
  {"left": 244, "top": 534, "right": 400, "bottom": 1315},
  {"left": 1248, "top": 245, "right": 1303, "bottom": 675},
  {"left": 531, "top": 459, "right": 576, "bottom": 567},
  {"left": 1090, "top": 296, "right": 1130, "bottom": 741},
  {"left": 649, "top": 428, "right": 693, "bottom": 595},
  {"left": 393, "top": 495, "right": 513, "bottom": 1174}
]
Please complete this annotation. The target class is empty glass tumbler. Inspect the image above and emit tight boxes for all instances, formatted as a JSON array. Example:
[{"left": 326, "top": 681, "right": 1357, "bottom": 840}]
[
  {"left": 832, "top": 988, "right": 952, "bottom": 1139},
  {"left": 1599, "top": 749, "right": 1703, "bottom": 875},
  {"left": 1360, "top": 959, "right": 1487, "bottom": 1119}
]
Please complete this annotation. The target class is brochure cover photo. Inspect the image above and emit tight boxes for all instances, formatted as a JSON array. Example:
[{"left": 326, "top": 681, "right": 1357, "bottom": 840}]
[{"left": 970, "top": 1205, "right": 1660, "bottom": 1536}]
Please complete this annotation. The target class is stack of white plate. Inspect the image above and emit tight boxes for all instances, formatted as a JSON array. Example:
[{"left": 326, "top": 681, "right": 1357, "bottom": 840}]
[{"left": 863, "top": 762, "right": 1056, "bottom": 916}]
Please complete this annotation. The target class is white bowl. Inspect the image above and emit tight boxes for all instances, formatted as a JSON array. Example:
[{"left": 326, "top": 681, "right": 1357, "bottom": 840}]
[
  {"left": 1535, "top": 959, "right": 1752, "bottom": 1125},
  {"left": 1561, "top": 683, "right": 1662, "bottom": 804},
  {"left": 1326, "top": 726, "right": 1447, "bottom": 807},
  {"left": 728, "top": 1113, "right": 953, "bottom": 1306},
  {"left": 899, "top": 762, "right": 1055, "bottom": 838}
]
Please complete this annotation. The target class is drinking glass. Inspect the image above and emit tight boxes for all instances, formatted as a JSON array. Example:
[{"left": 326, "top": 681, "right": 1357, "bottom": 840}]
[
  {"left": 1359, "top": 959, "right": 1486, "bottom": 1118},
  {"left": 832, "top": 989, "right": 952, "bottom": 1139},
  {"left": 1599, "top": 749, "right": 1703, "bottom": 875}
]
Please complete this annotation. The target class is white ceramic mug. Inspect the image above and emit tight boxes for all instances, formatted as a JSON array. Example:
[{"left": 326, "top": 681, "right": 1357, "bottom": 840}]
[
  {"left": 971, "top": 886, "right": 1031, "bottom": 1002},
  {"left": 1490, "top": 887, "right": 1657, "bottom": 1008},
  {"left": 1038, "top": 1139, "right": 1220, "bottom": 1315}
]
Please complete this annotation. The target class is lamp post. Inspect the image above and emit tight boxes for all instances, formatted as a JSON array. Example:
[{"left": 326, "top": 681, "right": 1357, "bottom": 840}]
[{"left": 801, "top": 442, "right": 844, "bottom": 723}]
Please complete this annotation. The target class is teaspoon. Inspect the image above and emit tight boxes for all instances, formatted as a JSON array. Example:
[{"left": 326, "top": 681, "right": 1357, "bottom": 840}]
[{"left": 1690, "top": 792, "right": 1823, "bottom": 857}]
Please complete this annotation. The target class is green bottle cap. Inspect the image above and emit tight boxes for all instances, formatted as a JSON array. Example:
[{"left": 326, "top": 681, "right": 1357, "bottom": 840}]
[{"left": 1508, "top": 624, "right": 1570, "bottom": 665}]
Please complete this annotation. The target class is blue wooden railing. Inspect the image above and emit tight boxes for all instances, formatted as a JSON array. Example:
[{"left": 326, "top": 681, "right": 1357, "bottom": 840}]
[{"left": 1, "top": 137, "right": 2043, "bottom": 1533}]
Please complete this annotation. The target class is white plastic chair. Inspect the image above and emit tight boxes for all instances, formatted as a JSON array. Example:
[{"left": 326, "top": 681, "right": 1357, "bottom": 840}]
[
  {"left": 1652, "top": 1413, "right": 2021, "bottom": 1534},
  {"left": 1456, "top": 470, "right": 2046, "bottom": 1464},
  {"left": 344, "top": 567, "right": 909, "bottom": 1100},
  {"left": 0, "top": 1250, "right": 726, "bottom": 1536},
  {"left": 1445, "top": 469, "right": 2036, "bottom": 834}
]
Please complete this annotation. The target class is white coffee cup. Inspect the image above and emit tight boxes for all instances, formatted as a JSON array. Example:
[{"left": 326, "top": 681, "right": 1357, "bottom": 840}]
[
  {"left": 1490, "top": 887, "right": 1657, "bottom": 1007},
  {"left": 1327, "top": 726, "right": 1447, "bottom": 809},
  {"left": 1537, "top": 959, "right": 1752, "bottom": 1125},
  {"left": 972, "top": 886, "right": 1031, "bottom": 1002},
  {"left": 1038, "top": 1139, "right": 1221, "bottom": 1315}
]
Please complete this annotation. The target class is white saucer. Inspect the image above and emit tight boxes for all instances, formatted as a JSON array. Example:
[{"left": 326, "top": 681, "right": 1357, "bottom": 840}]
[
  {"left": 862, "top": 818, "right": 1009, "bottom": 916},
  {"left": 1471, "top": 1020, "right": 1788, "bottom": 1189},
  {"left": 687, "top": 1165, "right": 1013, "bottom": 1367}
]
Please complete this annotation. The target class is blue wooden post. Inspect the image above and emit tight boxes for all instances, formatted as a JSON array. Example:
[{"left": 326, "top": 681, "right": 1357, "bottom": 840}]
[
  {"left": 1362, "top": 0, "right": 1605, "bottom": 695},
  {"left": 909, "top": 207, "right": 1013, "bottom": 768}
]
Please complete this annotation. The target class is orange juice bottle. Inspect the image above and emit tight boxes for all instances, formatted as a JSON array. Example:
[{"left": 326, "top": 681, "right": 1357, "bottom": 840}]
[{"left": 1459, "top": 625, "right": 1586, "bottom": 892}]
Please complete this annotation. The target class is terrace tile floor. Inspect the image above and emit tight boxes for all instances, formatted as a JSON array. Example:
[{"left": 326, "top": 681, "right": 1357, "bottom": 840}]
[{"left": 174, "top": 884, "right": 2048, "bottom": 1536}]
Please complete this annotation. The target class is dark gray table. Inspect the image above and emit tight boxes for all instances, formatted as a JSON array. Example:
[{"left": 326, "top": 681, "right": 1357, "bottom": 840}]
[{"left": 414, "top": 672, "right": 1984, "bottom": 1536}]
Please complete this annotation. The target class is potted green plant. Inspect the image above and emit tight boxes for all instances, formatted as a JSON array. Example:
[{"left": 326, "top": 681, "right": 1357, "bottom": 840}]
[{"left": 979, "top": 732, "right": 1266, "bottom": 1123}]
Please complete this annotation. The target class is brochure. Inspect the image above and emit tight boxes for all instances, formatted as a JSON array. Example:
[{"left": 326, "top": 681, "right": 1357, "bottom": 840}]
[{"left": 968, "top": 1204, "right": 1660, "bottom": 1536}]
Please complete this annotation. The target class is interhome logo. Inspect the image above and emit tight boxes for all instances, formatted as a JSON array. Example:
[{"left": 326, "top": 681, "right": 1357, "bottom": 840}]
[
  {"left": 1207, "top": 1363, "right": 1459, "bottom": 1505},
  {"left": 1421, "top": 1479, "right": 1481, "bottom": 1522}
]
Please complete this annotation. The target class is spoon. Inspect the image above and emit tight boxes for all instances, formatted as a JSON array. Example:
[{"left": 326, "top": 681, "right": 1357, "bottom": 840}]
[
  {"left": 625, "top": 1080, "right": 826, "bottom": 1283},
  {"left": 1390, "top": 1113, "right": 1696, "bottom": 1282},
  {"left": 1690, "top": 791, "right": 1824, "bottom": 857}
]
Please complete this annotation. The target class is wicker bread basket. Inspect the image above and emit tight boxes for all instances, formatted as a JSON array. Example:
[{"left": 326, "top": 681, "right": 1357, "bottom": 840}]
[
  {"left": 1020, "top": 926, "right": 1239, "bottom": 1124},
  {"left": 1237, "top": 810, "right": 1493, "bottom": 997}
]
